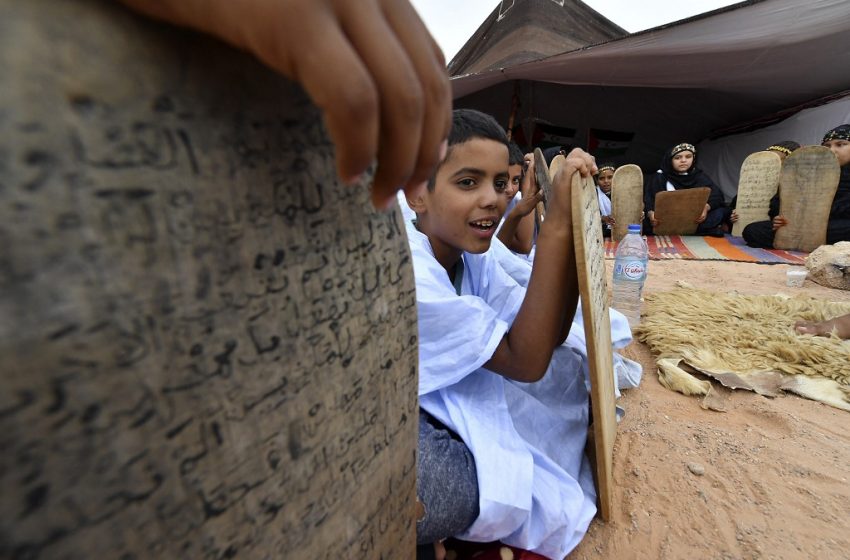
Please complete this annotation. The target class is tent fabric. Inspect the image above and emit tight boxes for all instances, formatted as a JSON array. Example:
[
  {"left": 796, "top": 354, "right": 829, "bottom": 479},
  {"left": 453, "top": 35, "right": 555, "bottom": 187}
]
[
  {"left": 447, "top": 0, "right": 626, "bottom": 77},
  {"left": 450, "top": 0, "right": 850, "bottom": 192},
  {"left": 700, "top": 94, "right": 850, "bottom": 200}
]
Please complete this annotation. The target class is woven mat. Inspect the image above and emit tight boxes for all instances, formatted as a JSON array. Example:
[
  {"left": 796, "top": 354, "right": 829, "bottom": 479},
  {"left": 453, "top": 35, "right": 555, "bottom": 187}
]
[{"left": 604, "top": 235, "right": 808, "bottom": 264}]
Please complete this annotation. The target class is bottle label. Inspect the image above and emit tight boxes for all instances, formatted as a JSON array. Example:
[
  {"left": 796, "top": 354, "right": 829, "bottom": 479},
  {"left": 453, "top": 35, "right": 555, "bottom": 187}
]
[{"left": 616, "top": 260, "right": 646, "bottom": 280}]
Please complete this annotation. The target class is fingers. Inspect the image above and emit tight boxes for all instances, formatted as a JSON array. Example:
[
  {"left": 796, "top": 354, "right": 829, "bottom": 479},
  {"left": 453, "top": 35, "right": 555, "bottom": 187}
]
[
  {"left": 234, "top": 0, "right": 449, "bottom": 209},
  {"left": 523, "top": 157, "right": 538, "bottom": 195},
  {"left": 565, "top": 148, "right": 597, "bottom": 177},
  {"left": 330, "top": 2, "right": 424, "bottom": 207},
  {"left": 381, "top": 0, "right": 452, "bottom": 196},
  {"left": 794, "top": 321, "right": 823, "bottom": 336}
]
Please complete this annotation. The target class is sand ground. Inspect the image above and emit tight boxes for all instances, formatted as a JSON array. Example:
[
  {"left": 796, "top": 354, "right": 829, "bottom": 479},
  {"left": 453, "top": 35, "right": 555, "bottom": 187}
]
[{"left": 570, "top": 260, "right": 850, "bottom": 560}]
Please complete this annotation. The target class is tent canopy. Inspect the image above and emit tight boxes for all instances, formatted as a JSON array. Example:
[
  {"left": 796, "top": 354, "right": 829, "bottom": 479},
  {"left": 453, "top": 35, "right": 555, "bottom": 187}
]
[
  {"left": 448, "top": 0, "right": 626, "bottom": 76},
  {"left": 451, "top": 0, "right": 850, "bottom": 193}
]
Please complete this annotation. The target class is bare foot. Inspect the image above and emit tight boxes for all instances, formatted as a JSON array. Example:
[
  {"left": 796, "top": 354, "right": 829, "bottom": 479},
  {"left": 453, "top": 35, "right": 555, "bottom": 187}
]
[
  {"left": 434, "top": 540, "right": 446, "bottom": 560},
  {"left": 794, "top": 313, "right": 850, "bottom": 339}
]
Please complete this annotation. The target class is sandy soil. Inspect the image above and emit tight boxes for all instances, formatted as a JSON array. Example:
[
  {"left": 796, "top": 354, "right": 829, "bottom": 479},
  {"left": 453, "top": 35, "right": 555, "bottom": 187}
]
[{"left": 570, "top": 260, "right": 850, "bottom": 560}]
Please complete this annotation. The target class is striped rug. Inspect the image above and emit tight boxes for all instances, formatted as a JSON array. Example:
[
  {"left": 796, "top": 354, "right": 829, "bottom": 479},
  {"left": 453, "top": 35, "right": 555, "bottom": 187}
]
[{"left": 604, "top": 235, "right": 808, "bottom": 264}]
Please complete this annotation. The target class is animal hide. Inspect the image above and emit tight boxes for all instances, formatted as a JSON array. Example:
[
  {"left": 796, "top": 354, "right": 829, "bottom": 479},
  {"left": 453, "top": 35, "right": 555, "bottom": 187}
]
[{"left": 634, "top": 286, "right": 850, "bottom": 411}]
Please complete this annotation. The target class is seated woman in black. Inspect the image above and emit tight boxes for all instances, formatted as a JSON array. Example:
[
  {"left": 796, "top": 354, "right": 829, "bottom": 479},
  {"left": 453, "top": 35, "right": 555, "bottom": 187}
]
[
  {"left": 743, "top": 124, "right": 850, "bottom": 248},
  {"left": 644, "top": 143, "right": 728, "bottom": 236}
]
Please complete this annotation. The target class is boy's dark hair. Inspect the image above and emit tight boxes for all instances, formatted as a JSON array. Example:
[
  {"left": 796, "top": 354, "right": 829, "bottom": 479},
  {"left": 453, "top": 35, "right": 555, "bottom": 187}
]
[
  {"left": 428, "top": 109, "right": 510, "bottom": 190},
  {"left": 508, "top": 142, "right": 525, "bottom": 166}
]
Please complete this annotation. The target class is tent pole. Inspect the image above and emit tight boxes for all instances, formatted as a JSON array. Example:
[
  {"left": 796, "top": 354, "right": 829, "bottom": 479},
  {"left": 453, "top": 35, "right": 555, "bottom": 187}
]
[{"left": 506, "top": 80, "right": 520, "bottom": 141}]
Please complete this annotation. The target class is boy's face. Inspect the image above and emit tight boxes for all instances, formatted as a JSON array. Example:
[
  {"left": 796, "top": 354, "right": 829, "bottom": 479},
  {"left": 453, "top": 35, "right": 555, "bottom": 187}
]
[
  {"left": 597, "top": 169, "right": 614, "bottom": 194},
  {"left": 506, "top": 163, "right": 523, "bottom": 199},
  {"left": 412, "top": 138, "right": 509, "bottom": 270},
  {"left": 824, "top": 139, "right": 850, "bottom": 167}
]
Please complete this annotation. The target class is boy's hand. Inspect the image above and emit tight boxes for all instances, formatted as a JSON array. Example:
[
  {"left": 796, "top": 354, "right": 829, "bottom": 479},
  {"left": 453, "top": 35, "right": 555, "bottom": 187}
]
[
  {"left": 772, "top": 215, "right": 788, "bottom": 231},
  {"left": 730, "top": 209, "right": 739, "bottom": 223},
  {"left": 510, "top": 190, "right": 545, "bottom": 219},
  {"left": 695, "top": 203, "right": 710, "bottom": 224},
  {"left": 118, "top": 0, "right": 451, "bottom": 209},
  {"left": 548, "top": 148, "right": 596, "bottom": 219},
  {"left": 519, "top": 152, "right": 537, "bottom": 196}
]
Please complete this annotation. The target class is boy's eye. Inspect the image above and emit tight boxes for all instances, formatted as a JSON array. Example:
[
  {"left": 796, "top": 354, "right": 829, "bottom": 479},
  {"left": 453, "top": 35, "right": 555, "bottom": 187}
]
[
  {"left": 494, "top": 180, "right": 508, "bottom": 193},
  {"left": 457, "top": 178, "right": 476, "bottom": 188}
]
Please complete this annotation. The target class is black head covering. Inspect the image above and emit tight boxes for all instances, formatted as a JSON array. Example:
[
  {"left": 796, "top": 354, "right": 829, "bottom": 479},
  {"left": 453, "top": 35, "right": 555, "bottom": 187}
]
[
  {"left": 541, "top": 146, "right": 564, "bottom": 166},
  {"left": 823, "top": 124, "right": 850, "bottom": 143},
  {"left": 657, "top": 142, "right": 709, "bottom": 189}
]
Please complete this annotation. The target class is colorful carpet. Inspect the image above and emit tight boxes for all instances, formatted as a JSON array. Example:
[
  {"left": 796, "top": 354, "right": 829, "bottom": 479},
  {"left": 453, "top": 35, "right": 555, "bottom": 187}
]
[{"left": 604, "top": 235, "right": 808, "bottom": 264}]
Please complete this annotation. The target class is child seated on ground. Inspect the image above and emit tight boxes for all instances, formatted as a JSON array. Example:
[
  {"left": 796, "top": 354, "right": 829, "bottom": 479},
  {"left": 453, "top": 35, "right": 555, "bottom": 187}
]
[
  {"left": 743, "top": 125, "right": 850, "bottom": 248},
  {"left": 405, "top": 109, "right": 597, "bottom": 559},
  {"left": 596, "top": 163, "right": 615, "bottom": 237},
  {"left": 644, "top": 142, "right": 728, "bottom": 236},
  {"left": 497, "top": 142, "right": 541, "bottom": 255},
  {"left": 727, "top": 140, "right": 800, "bottom": 231}
]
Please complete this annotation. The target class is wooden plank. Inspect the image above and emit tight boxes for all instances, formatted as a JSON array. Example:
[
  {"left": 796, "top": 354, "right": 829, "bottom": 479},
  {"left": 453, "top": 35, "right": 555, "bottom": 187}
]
[
  {"left": 570, "top": 169, "right": 617, "bottom": 521},
  {"left": 611, "top": 164, "right": 643, "bottom": 241},
  {"left": 653, "top": 187, "right": 711, "bottom": 236},
  {"left": 774, "top": 146, "right": 841, "bottom": 252},
  {"left": 534, "top": 147, "right": 553, "bottom": 221},
  {"left": 0, "top": 0, "right": 418, "bottom": 557},
  {"left": 548, "top": 153, "right": 565, "bottom": 182},
  {"left": 732, "top": 151, "right": 782, "bottom": 237}
]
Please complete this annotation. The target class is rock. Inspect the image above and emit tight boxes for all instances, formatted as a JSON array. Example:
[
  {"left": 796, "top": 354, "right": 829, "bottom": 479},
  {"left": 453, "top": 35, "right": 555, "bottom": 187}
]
[
  {"left": 806, "top": 241, "right": 850, "bottom": 290},
  {"left": 688, "top": 462, "right": 706, "bottom": 476}
]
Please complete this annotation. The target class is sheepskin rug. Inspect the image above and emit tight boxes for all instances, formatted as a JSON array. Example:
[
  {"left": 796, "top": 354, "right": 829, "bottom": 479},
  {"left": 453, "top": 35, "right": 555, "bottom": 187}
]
[{"left": 634, "top": 286, "right": 850, "bottom": 411}]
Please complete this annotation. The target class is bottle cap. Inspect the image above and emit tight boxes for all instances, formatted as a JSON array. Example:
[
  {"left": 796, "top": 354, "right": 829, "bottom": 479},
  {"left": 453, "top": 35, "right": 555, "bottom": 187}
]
[{"left": 627, "top": 224, "right": 641, "bottom": 233}]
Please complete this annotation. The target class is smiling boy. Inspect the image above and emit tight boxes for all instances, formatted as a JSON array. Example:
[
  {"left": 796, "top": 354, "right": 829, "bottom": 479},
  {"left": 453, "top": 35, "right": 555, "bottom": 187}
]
[{"left": 406, "top": 109, "right": 597, "bottom": 559}]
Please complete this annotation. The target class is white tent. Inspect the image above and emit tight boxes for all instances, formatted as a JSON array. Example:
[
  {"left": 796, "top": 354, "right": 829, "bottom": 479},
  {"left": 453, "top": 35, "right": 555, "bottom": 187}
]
[{"left": 451, "top": 0, "right": 850, "bottom": 199}]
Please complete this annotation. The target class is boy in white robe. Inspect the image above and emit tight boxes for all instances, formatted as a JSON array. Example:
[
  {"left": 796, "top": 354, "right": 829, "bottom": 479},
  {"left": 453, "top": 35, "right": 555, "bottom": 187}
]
[
  {"left": 405, "top": 109, "right": 597, "bottom": 559},
  {"left": 496, "top": 142, "right": 540, "bottom": 256}
]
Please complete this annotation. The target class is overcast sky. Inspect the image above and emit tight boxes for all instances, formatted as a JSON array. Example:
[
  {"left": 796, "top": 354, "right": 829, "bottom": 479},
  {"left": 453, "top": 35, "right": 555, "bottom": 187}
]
[{"left": 410, "top": 0, "right": 741, "bottom": 61}]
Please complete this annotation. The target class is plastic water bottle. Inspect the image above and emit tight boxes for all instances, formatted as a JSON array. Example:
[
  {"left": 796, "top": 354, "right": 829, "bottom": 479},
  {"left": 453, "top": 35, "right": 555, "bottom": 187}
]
[{"left": 612, "top": 224, "right": 648, "bottom": 327}]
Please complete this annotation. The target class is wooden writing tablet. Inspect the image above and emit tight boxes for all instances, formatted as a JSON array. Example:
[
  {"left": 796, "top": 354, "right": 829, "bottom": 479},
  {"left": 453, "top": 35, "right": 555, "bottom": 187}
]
[
  {"left": 774, "top": 146, "right": 841, "bottom": 252},
  {"left": 611, "top": 164, "right": 643, "bottom": 241},
  {"left": 653, "top": 187, "right": 711, "bottom": 236},
  {"left": 569, "top": 168, "right": 617, "bottom": 520},
  {"left": 732, "top": 151, "right": 782, "bottom": 237}
]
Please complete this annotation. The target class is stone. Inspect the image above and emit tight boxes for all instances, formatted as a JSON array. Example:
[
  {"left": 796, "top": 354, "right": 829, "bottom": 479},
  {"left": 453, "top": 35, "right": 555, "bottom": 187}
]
[{"left": 806, "top": 241, "right": 850, "bottom": 290}]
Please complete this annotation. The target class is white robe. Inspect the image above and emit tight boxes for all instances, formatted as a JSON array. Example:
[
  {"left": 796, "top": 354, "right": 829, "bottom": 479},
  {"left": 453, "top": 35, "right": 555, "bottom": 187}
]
[{"left": 406, "top": 222, "right": 597, "bottom": 559}]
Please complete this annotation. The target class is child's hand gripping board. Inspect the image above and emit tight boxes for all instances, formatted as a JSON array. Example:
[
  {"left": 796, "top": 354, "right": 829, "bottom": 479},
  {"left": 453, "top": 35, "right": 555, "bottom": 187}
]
[
  {"left": 565, "top": 167, "right": 617, "bottom": 521},
  {"left": 774, "top": 146, "right": 841, "bottom": 252},
  {"left": 611, "top": 164, "right": 643, "bottom": 241},
  {"left": 653, "top": 187, "right": 711, "bottom": 236},
  {"left": 732, "top": 151, "right": 782, "bottom": 237}
]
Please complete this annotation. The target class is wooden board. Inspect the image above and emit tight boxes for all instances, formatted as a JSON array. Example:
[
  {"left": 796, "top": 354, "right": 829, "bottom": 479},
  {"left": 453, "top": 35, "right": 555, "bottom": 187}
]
[
  {"left": 570, "top": 171, "right": 617, "bottom": 521},
  {"left": 534, "top": 147, "right": 553, "bottom": 221},
  {"left": 774, "top": 146, "right": 841, "bottom": 252},
  {"left": 0, "top": 0, "right": 418, "bottom": 557},
  {"left": 611, "top": 164, "right": 644, "bottom": 241},
  {"left": 548, "top": 153, "right": 566, "bottom": 182},
  {"left": 732, "top": 151, "right": 782, "bottom": 237},
  {"left": 653, "top": 187, "right": 711, "bottom": 236}
]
